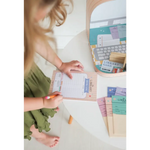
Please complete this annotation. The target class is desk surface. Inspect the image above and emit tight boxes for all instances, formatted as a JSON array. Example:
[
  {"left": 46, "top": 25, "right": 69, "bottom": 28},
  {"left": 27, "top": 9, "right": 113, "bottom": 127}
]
[{"left": 57, "top": 30, "right": 126, "bottom": 150}]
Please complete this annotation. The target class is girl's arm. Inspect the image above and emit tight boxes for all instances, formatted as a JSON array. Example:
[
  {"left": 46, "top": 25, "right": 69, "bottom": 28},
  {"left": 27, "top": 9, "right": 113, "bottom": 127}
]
[
  {"left": 35, "top": 40, "right": 62, "bottom": 69},
  {"left": 24, "top": 97, "right": 44, "bottom": 112},
  {"left": 35, "top": 40, "right": 84, "bottom": 79},
  {"left": 24, "top": 91, "right": 63, "bottom": 112}
]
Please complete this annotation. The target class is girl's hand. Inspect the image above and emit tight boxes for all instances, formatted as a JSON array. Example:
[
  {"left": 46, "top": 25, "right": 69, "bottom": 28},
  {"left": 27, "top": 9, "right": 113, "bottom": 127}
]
[
  {"left": 58, "top": 60, "right": 84, "bottom": 79},
  {"left": 43, "top": 91, "right": 63, "bottom": 108}
]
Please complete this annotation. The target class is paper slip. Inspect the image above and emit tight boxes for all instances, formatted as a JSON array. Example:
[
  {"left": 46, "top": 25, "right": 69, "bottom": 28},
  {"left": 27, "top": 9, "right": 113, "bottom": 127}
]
[
  {"left": 112, "top": 96, "right": 129, "bottom": 115},
  {"left": 117, "top": 25, "right": 126, "bottom": 38},
  {"left": 105, "top": 97, "right": 113, "bottom": 116},
  {"left": 115, "top": 87, "right": 129, "bottom": 96},
  {"left": 109, "top": 27, "right": 119, "bottom": 39},
  {"left": 107, "top": 87, "right": 116, "bottom": 97},
  {"left": 97, "top": 97, "right": 107, "bottom": 117}
]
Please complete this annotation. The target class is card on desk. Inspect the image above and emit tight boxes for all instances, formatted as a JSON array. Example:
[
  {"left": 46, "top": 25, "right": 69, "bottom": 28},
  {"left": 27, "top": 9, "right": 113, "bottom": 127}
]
[
  {"left": 97, "top": 97, "right": 108, "bottom": 131},
  {"left": 107, "top": 87, "right": 117, "bottom": 97},
  {"left": 112, "top": 96, "right": 126, "bottom": 136},
  {"left": 105, "top": 97, "right": 126, "bottom": 137},
  {"left": 107, "top": 87, "right": 126, "bottom": 97},
  {"left": 105, "top": 97, "right": 115, "bottom": 137},
  {"left": 115, "top": 87, "right": 126, "bottom": 96},
  {"left": 49, "top": 70, "right": 97, "bottom": 101}
]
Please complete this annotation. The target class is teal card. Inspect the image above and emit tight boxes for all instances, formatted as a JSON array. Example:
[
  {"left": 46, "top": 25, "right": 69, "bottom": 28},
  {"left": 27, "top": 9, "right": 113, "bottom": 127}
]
[{"left": 112, "top": 96, "right": 129, "bottom": 115}]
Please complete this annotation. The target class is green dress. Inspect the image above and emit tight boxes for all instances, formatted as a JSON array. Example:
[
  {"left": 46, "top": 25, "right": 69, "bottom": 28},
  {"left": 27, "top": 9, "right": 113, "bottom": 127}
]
[{"left": 24, "top": 64, "right": 57, "bottom": 140}]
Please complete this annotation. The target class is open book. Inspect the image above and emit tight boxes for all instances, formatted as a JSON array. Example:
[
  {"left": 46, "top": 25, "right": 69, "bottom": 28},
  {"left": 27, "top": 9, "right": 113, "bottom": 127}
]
[{"left": 49, "top": 70, "right": 97, "bottom": 101}]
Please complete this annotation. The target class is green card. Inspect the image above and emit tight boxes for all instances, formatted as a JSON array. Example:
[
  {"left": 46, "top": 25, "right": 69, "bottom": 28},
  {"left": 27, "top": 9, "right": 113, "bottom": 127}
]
[{"left": 112, "top": 96, "right": 126, "bottom": 115}]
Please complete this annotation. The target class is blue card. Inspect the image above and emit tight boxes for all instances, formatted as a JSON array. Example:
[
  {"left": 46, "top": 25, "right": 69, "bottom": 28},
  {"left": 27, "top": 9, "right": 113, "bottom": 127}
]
[{"left": 107, "top": 87, "right": 116, "bottom": 97}]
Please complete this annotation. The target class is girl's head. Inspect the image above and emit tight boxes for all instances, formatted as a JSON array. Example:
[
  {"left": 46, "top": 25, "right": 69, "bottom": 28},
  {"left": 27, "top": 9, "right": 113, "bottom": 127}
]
[{"left": 24, "top": 0, "right": 73, "bottom": 75}]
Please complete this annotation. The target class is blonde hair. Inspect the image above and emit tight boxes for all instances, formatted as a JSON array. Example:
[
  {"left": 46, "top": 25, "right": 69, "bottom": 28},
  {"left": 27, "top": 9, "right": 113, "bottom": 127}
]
[{"left": 24, "top": 0, "right": 73, "bottom": 76}]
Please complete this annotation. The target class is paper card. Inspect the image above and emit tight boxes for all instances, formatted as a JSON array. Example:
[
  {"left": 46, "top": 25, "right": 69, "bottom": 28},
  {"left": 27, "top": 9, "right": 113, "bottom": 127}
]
[
  {"left": 107, "top": 87, "right": 116, "bottom": 97},
  {"left": 97, "top": 97, "right": 107, "bottom": 117},
  {"left": 109, "top": 27, "right": 119, "bottom": 39},
  {"left": 97, "top": 34, "right": 120, "bottom": 47},
  {"left": 105, "top": 97, "right": 115, "bottom": 137},
  {"left": 105, "top": 97, "right": 113, "bottom": 117},
  {"left": 102, "top": 60, "right": 123, "bottom": 73},
  {"left": 117, "top": 25, "right": 129, "bottom": 38},
  {"left": 105, "top": 97, "right": 126, "bottom": 137},
  {"left": 112, "top": 96, "right": 129, "bottom": 136},
  {"left": 115, "top": 87, "right": 126, "bottom": 96},
  {"left": 113, "top": 114, "right": 126, "bottom": 135},
  {"left": 97, "top": 97, "right": 108, "bottom": 131},
  {"left": 112, "top": 96, "right": 126, "bottom": 115}
]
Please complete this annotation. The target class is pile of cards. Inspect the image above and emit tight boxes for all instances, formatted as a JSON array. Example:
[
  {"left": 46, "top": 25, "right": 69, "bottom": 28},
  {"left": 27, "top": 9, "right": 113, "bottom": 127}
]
[
  {"left": 101, "top": 60, "right": 123, "bottom": 73},
  {"left": 97, "top": 87, "right": 126, "bottom": 137}
]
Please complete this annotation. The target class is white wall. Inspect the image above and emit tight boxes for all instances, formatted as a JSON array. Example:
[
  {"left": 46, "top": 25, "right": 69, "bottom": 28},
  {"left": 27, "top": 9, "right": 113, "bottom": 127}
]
[
  {"left": 40, "top": 0, "right": 86, "bottom": 50},
  {"left": 91, "top": 0, "right": 126, "bottom": 22},
  {"left": 53, "top": 0, "right": 86, "bottom": 50}
]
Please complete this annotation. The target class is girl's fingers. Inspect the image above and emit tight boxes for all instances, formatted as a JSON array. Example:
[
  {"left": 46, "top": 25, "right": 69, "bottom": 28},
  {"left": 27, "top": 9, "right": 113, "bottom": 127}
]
[
  {"left": 52, "top": 91, "right": 61, "bottom": 95},
  {"left": 72, "top": 60, "right": 84, "bottom": 68},
  {"left": 72, "top": 66, "right": 83, "bottom": 72},
  {"left": 74, "top": 62, "right": 84, "bottom": 69},
  {"left": 54, "top": 95, "right": 63, "bottom": 102},
  {"left": 66, "top": 72, "right": 73, "bottom": 79}
]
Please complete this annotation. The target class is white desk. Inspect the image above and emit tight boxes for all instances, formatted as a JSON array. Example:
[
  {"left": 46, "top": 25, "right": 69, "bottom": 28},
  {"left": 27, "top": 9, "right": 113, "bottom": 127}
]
[{"left": 57, "top": 30, "right": 126, "bottom": 150}]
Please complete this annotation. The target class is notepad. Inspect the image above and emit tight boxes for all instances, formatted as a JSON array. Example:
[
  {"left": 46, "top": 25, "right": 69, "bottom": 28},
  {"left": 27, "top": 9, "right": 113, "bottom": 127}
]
[
  {"left": 49, "top": 71, "right": 97, "bottom": 101},
  {"left": 97, "top": 34, "right": 120, "bottom": 47}
]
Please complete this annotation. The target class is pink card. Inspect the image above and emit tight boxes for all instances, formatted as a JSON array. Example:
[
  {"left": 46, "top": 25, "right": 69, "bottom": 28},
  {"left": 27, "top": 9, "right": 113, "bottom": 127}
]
[
  {"left": 105, "top": 97, "right": 113, "bottom": 117},
  {"left": 97, "top": 97, "right": 107, "bottom": 117}
]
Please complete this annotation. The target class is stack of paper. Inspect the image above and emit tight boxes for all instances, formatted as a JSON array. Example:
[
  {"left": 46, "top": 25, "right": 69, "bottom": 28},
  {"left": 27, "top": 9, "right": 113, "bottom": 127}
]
[{"left": 97, "top": 87, "right": 126, "bottom": 137}]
